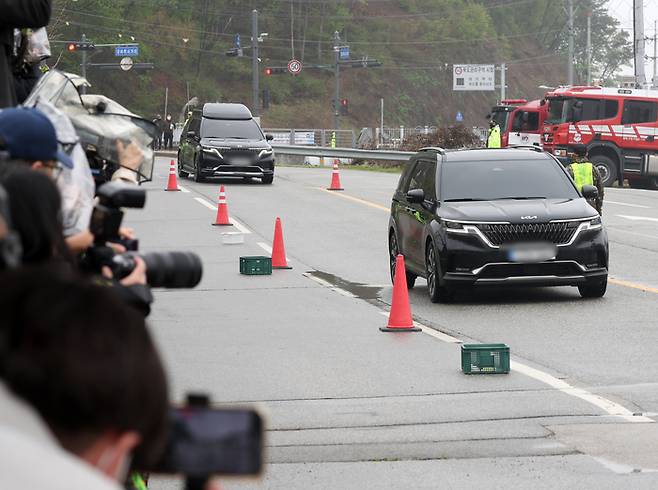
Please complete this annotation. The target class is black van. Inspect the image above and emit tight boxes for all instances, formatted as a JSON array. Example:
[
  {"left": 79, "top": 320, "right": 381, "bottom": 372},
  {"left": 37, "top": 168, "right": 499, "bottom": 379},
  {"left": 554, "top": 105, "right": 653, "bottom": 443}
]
[{"left": 177, "top": 103, "right": 275, "bottom": 184}]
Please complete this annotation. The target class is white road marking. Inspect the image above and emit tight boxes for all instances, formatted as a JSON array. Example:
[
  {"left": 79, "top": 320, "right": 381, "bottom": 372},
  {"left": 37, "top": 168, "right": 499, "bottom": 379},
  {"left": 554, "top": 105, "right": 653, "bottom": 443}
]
[
  {"left": 376, "top": 311, "right": 461, "bottom": 343},
  {"left": 194, "top": 197, "right": 216, "bottom": 210},
  {"left": 605, "top": 200, "right": 649, "bottom": 209},
  {"left": 178, "top": 185, "right": 190, "bottom": 193},
  {"left": 617, "top": 214, "right": 658, "bottom": 223},
  {"left": 192, "top": 197, "right": 252, "bottom": 233},
  {"left": 257, "top": 242, "right": 272, "bottom": 255},
  {"left": 258, "top": 242, "right": 291, "bottom": 262},
  {"left": 229, "top": 218, "right": 252, "bottom": 234}
]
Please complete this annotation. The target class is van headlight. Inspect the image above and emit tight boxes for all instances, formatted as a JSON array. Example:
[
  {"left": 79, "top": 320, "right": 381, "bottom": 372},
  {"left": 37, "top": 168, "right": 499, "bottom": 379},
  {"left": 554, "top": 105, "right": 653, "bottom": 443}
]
[{"left": 585, "top": 216, "right": 602, "bottom": 230}]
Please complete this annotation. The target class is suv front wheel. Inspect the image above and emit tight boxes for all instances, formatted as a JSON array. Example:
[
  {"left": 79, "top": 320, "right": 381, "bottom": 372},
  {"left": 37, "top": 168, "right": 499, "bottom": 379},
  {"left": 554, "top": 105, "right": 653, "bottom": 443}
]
[
  {"left": 388, "top": 231, "right": 417, "bottom": 289},
  {"left": 578, "top": 279, "right": 607, "bottom": 298},
  {"left": 262, "top": 174, "right": 274, "bottom": 185},
  {"left": 426, "top": 240, "right": 453, "bottom": 303}
]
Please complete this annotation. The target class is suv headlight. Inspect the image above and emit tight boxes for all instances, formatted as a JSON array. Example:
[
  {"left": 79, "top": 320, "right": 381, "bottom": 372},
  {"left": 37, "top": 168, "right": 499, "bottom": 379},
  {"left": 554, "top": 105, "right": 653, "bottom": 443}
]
[
  {"left": 442, "top": 219, "right": 468, "bottom": 233},
  {"left": 202, "top": 147, "right": 223, "bottom": 158},
  {"left": 258, "top": 149, "right": 273, "bottom": 159},
  {"left": 584, "top": 216, "right": 602, "bottom": 230}
]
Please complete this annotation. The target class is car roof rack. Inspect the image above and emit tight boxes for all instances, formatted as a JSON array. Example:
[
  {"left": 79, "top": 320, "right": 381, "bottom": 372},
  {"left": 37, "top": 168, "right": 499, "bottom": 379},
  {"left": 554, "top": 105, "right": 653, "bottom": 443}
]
[
  {"left": 419, "top": 146, "right": 446, "bottom": 155},
  {"left": 508, "top": 144, "right": 544, "bottom": 152}
]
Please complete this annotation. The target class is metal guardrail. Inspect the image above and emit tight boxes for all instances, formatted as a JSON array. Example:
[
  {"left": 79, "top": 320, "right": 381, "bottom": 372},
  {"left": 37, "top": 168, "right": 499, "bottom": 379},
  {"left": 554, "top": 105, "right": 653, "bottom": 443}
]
[{"left": 271, "top": 144, "right": 415, "bottom": 162}]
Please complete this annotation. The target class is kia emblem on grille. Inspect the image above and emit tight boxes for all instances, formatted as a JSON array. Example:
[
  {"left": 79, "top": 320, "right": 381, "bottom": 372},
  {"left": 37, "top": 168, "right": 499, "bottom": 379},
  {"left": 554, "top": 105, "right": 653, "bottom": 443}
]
[{"left": 521, "top": 216, "right": 538, "bottom": 220}]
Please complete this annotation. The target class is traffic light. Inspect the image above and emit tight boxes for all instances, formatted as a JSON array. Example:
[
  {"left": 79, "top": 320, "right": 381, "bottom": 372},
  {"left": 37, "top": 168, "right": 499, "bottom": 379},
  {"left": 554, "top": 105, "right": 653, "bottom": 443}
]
[
  {"left": 66, "top": 41, "right": 95, "bottom": 52},
  {"left": 340, "top": 98, "right": 349, "bottom": 115},
  {"left": 264, "top": 67, "right": 286, "bottom": 76}
]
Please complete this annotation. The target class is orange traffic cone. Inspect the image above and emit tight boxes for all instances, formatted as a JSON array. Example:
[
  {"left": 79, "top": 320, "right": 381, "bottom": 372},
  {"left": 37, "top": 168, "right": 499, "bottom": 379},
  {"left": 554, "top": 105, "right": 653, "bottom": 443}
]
[
  {"left": 327, "top": 161, "right": 344, "bottom": 191},
  {"left": 271, "top": 217, "right": 292, "bottom": 269},
  {"left": 212, "top": 185, "right": 232, "bottom": 226},
  {"left": 380, "top": 255, "right": 421, "bottom": 332},
  {"left": 165, "top": 159, "right": 180, "bottom": 191}
]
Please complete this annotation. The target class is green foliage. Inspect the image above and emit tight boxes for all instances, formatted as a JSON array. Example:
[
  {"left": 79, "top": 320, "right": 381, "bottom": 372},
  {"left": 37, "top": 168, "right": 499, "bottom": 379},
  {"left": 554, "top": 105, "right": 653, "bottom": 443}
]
[{"left": 48, "top": 0, "right": 630, "bottom": 126}]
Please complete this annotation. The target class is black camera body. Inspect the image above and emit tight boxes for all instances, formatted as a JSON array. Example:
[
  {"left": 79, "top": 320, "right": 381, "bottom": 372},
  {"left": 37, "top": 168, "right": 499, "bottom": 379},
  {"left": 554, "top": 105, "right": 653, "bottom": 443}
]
[{"left": 84, "top": 182, "right": 202, "bottom": 289}]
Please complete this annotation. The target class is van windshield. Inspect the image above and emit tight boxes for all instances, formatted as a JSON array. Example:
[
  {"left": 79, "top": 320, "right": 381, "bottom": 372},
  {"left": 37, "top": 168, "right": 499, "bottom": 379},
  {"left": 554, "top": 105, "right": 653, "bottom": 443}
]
[{"left": 201, "top": 118, "right": 264, "bottom": 140}]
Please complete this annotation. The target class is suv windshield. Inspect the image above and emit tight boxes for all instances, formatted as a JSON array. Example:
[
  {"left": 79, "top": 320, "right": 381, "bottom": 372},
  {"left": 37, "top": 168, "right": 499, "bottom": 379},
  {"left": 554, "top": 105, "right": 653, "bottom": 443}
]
[
  {"left": 201, "top": 118, "right": 264, "bottom": 139},
  {"left": 441, "top": 158, "right": 580, "bottom": 201}
]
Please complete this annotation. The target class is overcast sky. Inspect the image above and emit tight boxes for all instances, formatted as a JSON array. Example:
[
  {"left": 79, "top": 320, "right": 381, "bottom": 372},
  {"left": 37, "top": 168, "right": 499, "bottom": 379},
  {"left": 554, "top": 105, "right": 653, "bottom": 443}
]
[{"left": 607, "top": 0, "right": 658, "bottom": 78}]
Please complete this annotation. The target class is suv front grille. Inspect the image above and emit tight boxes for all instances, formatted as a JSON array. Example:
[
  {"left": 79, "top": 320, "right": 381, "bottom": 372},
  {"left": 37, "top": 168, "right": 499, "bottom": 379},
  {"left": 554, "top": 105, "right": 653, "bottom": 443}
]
[
  {"left": 476, "top": 222, "right": 577, "bottom": 246},
  {"left": 221, "top": 148, "right": 260, "bottom": 160}
]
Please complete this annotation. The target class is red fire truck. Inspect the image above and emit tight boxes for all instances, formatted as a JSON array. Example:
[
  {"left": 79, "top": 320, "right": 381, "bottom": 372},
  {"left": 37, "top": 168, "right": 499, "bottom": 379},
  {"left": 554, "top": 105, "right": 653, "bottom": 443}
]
[
  {"left": 488, "top": 99, "right": 547, "bottom": 147},
  {"left": 542, "top": 86, "right": 658, "bottom": 189}
]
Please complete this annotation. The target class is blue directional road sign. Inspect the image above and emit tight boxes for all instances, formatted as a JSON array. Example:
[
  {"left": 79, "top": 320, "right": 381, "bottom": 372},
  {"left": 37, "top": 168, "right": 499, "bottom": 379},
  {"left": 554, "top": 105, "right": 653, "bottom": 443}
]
[
  {"left": 235, "top": 34, "right": 241, "bottom": 48},
  {"left": 339, "top": 46, "right": 350, "bottom": 60},
  {"left": 115, "top": 45, "right": 139, "bottom": 57},
  {"left": 456, "top": 111, "right": 464, "bottom": 122}
]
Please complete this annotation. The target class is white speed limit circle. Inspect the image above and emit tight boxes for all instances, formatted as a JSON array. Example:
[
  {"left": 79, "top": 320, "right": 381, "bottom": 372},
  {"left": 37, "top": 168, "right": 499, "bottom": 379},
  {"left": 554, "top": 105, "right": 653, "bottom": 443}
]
[{"left": 287, "top": 59, "right": 302, "bottom": 75}]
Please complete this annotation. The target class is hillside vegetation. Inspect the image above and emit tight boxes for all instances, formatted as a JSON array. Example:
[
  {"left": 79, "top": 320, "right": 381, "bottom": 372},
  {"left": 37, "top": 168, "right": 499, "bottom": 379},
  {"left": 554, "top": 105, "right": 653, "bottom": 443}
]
[{"left": 49, "top": 0, "right": 630, "bottom": 129}]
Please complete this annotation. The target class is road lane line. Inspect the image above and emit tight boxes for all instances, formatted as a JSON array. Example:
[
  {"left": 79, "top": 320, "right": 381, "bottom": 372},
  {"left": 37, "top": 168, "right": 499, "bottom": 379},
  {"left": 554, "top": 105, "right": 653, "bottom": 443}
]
[
  {"left": 617, "top": 214, "right": 658, "bottom": 222},
  {"left": 178, "top": 185, "right": 190, "bottom": 193},
  {"left": 317, "top": 188, "right": 389, "bottom": 212},
  {"left": 194, "top": 197, "right": 216, "bottom": 210},
  {"left": 609, "top": 277, "right": 658, "bottom": 294},
  {"left": 193, "top": 197, "right": 252, "bottom": 233},
  {"left": 605, "top": 200, "right": 650, "bottom": 209}
]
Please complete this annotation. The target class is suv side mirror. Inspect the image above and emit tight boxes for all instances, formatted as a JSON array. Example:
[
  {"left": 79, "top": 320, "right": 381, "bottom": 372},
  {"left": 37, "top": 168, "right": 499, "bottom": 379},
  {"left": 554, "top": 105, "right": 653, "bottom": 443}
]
[
  {"left": 581, "top": 184, "right": 598, "bottom": 199},
  {"left": 406, "top": 188, "right": 425, "bottom": 203},
  {"left": 187, "top": 130, "right": 196, "bottom": 138},
  {"left": 265, "top": 134, "right": 274, "bottom": 141}
]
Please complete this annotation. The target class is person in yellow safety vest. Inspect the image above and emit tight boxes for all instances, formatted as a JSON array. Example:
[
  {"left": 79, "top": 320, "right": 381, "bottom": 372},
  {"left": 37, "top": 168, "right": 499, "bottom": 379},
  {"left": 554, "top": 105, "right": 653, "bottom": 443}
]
[
  {"left": 330, "top": 131, "right": 336, "bottom": 149},
  {"left": 487, "top": 120, "right": 501, "bottom": 148},
  {"left": 566, "top": 145, "right": 604, "bottom": 215}
]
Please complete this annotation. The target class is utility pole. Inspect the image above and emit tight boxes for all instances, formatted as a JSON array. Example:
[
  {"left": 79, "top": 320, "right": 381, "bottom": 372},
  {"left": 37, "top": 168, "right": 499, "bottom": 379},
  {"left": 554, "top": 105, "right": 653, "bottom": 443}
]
[
  {"left": 500, "top": 63, "right": 506, "bottom": 101},
  {"left": 633, "top": 0, "right": 646, "bottom": 88},
  {"left": 567, "top": 0, "right": 574, "bottom": 85},
  {"left": 380, "top": 98, "right": 384, "bottom": 146},
  {"left": 252, "top": 9, "right": 259, "bottom": 117},
  {"left": 586, "top": 12, "right": 592, "bottom": 85},
  {"left": 81, "top": 33, "right": 88, "bottom": 94},
  {"left": 651, "top": 20, "right": 658, "bottom": 88},
  {"left": 333, "top": 31, "right": 340, "bottom": 132}
]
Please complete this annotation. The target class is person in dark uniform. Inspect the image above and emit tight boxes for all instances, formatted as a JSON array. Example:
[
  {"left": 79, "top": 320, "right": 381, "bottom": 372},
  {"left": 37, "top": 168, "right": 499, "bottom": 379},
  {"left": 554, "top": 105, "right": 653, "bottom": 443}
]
[
  {"left": 163, "top": 114, "right": 174, "bottom": 150},
  {"left": 567, "top": 145, "right": 604, "bottom": 215},
  {"left": 152, "top": 114, "right": 163, "bottom": 150}
]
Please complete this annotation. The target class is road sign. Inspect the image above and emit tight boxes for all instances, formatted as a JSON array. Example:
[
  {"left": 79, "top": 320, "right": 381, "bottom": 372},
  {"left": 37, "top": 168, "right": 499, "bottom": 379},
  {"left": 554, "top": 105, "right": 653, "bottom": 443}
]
[
  {"left": 456, "top": 111, "right": 464, "bottom": 122},
  {"left": 120, "top": 57, "right": 134, "bottom": 71},
  {"left": 235, "top": 33, "right": 241, "bottom": 48},
  {"left": 453, "top": 64, "right": 495, "bottom": 91},
  {"left": 115, "top": 45, "right": 139, "bottom": 57},
  {"left": 287, "top": 59, "right": 302, "bottom": 75},
  {"left": 339, "top": 46, "right": 350, "bottom": 60}
]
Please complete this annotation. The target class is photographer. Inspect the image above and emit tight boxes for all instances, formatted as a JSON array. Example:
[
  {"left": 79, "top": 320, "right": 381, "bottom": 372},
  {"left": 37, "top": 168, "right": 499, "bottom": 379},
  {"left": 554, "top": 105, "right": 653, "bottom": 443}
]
[
  {"left": 0, "top": 266, "right": 169, "bottom": 489},
  {"left": 0, "top": 1, "right": 51, "bottom": 108}
]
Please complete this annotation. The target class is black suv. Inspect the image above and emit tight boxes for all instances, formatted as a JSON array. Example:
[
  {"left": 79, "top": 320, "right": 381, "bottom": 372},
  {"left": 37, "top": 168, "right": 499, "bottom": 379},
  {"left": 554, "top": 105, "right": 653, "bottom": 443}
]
[
  {"left": 177, "top": 103, "right": 275, "bottom": 184},
  {"left": 388, "top": 147, "right": 608, "bottom": 302}
]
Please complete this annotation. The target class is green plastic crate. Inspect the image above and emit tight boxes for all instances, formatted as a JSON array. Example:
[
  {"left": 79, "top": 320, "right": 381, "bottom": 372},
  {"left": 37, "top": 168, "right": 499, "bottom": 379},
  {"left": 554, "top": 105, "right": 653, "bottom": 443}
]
[
  {"left": 239, "top": 256, "right": 272, "bottom": 275},
  {"left": 461, "top": 343, "right": 510, "bottom": 374}
]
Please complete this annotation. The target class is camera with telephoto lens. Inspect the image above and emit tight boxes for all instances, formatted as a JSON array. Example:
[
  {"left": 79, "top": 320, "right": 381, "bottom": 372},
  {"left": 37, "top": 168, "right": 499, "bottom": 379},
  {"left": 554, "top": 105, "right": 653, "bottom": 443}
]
[{"left": 85, "top": 181, "right": 202, "bottom": 288}]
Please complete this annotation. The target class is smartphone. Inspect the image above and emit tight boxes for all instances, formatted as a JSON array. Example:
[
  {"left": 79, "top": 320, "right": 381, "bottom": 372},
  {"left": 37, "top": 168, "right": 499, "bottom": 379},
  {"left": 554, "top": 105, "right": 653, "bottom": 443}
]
[{"left": 150, "top": 407, "right": 263, "bottom": 477}]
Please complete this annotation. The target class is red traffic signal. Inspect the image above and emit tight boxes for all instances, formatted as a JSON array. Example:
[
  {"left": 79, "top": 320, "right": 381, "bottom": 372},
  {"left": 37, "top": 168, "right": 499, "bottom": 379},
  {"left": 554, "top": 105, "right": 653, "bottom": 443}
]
[
  {"left": 264, "top": 67, "right": 286, "bottom": 76},
  {"left": 65, "top": 42, "right": 95, "bottom": 52},
  {"left": 67, "top": 43, "right": 77, "bottom": 52}
]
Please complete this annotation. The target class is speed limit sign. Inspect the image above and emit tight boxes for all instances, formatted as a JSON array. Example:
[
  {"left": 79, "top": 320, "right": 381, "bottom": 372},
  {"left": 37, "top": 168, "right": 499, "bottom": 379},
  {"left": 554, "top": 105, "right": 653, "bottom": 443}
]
[{"left": 287, "top": 59, "right": 302, "bottom": 75}]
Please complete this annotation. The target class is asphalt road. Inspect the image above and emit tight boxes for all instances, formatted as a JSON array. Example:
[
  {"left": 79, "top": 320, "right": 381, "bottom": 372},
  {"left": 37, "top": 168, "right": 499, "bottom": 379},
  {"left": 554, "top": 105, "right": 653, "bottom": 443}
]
[{"left": 138, "top": 158, "right": 658, "bottom": 489}]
